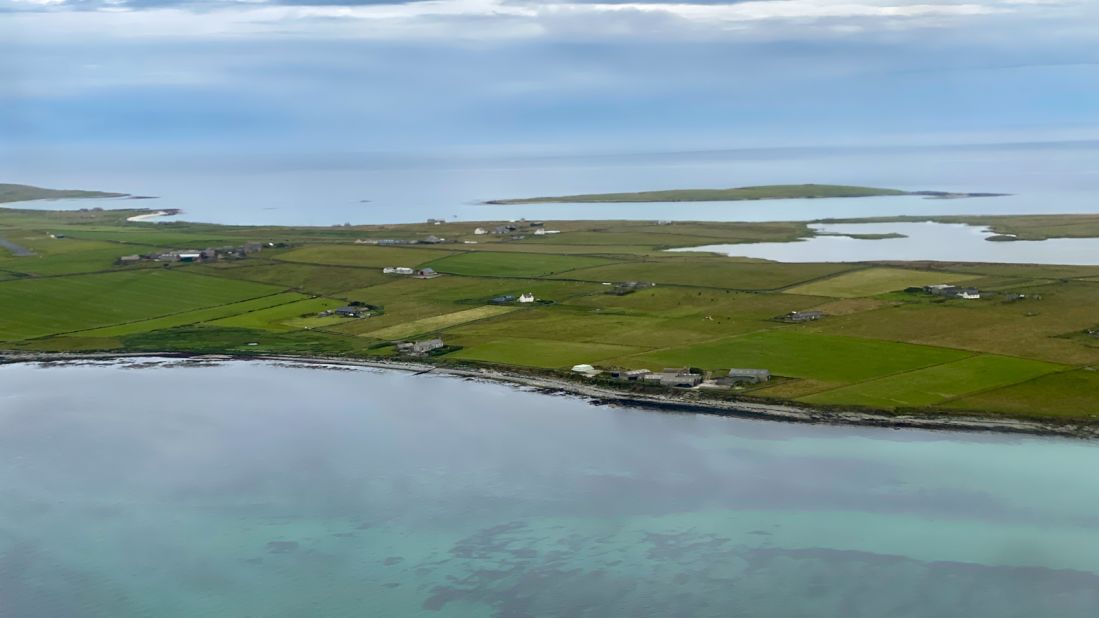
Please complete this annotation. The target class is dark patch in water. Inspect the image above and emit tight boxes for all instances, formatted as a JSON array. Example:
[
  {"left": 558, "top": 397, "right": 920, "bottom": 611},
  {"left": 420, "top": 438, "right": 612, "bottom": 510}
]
[
  {"left": 265, "top": 541, "right": 299, "bottom": 554},
  {"left": 384, "top": 556, "right": 404, "bottom": 566}
]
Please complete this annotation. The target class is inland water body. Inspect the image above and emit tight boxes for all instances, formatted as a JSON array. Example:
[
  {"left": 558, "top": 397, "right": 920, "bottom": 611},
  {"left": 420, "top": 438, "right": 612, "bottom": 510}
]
[
  {"left": 673, "top": 221, "right": 1099, "bottom": 265},
  {"left": 4, "top": 359, "right": 1099, "bottom": 617}
]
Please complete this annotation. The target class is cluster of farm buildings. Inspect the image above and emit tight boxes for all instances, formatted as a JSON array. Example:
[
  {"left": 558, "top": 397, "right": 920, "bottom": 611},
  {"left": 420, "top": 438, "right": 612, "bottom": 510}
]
[
  {"left": 116, "top": 242, "right": 270, "bottom": 265},
  {"left": 570, "top": 365, "right": 772, "bottom": 389}
]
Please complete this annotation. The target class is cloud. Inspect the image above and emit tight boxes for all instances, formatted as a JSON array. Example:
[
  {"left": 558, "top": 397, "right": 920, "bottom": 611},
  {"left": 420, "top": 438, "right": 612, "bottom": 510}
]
[{"left": 1, "top": 0, "right": 1096, "bottom": 152}]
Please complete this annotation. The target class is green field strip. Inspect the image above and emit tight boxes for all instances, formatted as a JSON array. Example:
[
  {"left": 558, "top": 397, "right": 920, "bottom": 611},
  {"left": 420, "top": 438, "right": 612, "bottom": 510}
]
[
  {"left": 615, "top": 329, "right": 973, "bottom": 383},
  {"left": 797, "top": 355, "right": 1065, "bottom": 409},
  {"left": 65, "top": 292, "right": 310, "bottom": 338},
  {"left": 447, "top": 336, "right": 649, "bottom": 369},
  {"left": 421, "top": 251, "right": 619, "bottom": 278},
  {"left": 0, "top": 269, "right": 285, "bottom": 340},
  {"left": 361, "top": 306, "right": 519, "bottom": 340}
]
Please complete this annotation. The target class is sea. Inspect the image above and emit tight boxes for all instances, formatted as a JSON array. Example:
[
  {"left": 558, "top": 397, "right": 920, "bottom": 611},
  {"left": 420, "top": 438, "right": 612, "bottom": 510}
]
[
  {"left": 4, "top": 141, "right": 1099, "bottom": 227},
  {"left": 4, "top": 359, "right": 1099, "bottom": 617}
]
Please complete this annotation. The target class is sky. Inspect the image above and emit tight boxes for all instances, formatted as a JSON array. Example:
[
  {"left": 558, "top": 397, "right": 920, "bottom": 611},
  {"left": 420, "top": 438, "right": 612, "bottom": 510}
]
[{"left": 2, "top": 0, "right": 1098, "bottom": 156}]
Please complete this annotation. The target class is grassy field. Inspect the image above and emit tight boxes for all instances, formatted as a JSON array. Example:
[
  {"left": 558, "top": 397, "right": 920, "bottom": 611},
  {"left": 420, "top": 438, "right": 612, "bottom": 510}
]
[
  {"left": 785, "top": 267, "right": 981, "bottom": 298},
  {"left": 70, "top": 292, "right": 310, "bottom": 337},
  {"left": 449, "top": 337, "right": 646, "bottom": 368},
  {"left": 5, "top": 204, "right": 1099, "bottom": 422},
  {"left": 363, "top": 306, "right": 517, "bottom": 340},
  {"left": 799, "top": 355, "right": 1065, "bottom": 409},
  {"left": 943, "top": 369, "right": 1099, "bottom": 419},
  {"left": 618, "top": 330, "right": 972, "bottom": 383},
  {"left": 207, "top": 297, "right": 349, "bottom": 331},
  {"left": 0, "top": 270, "right": 282, "bottom": 340},
  {"left": 275, "top": 245, "right": 456, "bottom": 268},
  {"left": 488, "top": 184, "right": 907, "bottom": 204},
  {"left": 423, "top": 251, "right": 615, "bottom": 277}
]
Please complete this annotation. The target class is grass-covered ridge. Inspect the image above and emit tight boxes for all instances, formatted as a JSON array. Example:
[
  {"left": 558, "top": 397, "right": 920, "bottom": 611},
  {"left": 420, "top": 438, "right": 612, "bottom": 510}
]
[
  {"left": 487, "top": 184, "right": 907, "bottom": 204},
  {"left": 0, "top": 183, "right": 130, "bottom": 204},
  {"left": 3, "top": 203, "right": 1099, "bottom": 425}
]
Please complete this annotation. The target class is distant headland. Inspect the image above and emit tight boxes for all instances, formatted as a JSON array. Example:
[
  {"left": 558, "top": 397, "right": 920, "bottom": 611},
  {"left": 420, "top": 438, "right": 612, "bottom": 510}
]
[
  {"left": 0, "top": 183, "right": 144, "bottom": 204},
  {"left": 485, "top": 184, "right": 1007, "bottom": 205}
]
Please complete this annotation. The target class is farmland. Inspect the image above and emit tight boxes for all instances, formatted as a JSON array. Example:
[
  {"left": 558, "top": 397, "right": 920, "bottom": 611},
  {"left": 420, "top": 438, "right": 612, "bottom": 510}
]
[{"left": 4, "top": 204, "right": 1099, "bottom": 425}]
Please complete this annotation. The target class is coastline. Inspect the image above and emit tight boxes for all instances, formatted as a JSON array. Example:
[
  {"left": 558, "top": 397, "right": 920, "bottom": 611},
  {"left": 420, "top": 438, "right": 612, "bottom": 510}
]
[
  {"left": 125, "top": 209, "right": 180, "bottom": 222},
  {"left": 3, "top": 350, "right": 1095, "bottom": 439}
]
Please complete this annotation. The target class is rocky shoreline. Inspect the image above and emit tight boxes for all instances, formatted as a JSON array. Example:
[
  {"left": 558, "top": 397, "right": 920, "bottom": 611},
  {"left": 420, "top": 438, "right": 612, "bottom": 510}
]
[{"left": 4, "top": 350, "right": 1096, "bottom": 439}]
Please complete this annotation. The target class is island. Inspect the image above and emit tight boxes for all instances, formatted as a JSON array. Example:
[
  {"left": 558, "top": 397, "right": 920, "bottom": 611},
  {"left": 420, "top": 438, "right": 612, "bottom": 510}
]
[
  {"left": 485, "top": 183, "right": 1006, "bottom": 205},
  {"left": 1, "top": 202, "right": 1098, "bottom": 436},
  {"left": 0, "top": 182, "right": 131, "bottom": 204}
]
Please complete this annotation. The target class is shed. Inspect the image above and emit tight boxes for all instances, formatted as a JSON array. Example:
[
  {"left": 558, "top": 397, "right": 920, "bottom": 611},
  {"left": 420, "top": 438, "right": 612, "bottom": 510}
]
[{"left": 722, "top": 368, "right": 771, "bottom": 385}]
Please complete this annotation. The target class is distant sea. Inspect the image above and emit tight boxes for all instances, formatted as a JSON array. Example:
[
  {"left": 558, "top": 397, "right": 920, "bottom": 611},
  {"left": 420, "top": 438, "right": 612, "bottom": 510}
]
[{"left": 4, "top": 141, "right": 1098, "bottom": 226}]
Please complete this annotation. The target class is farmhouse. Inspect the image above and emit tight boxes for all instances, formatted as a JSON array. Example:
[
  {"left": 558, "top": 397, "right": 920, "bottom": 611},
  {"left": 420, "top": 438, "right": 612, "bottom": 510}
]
[
  {"left": 781, "top": 310, "right": 824, "bottom": 323},
  {"left": 644, "top": 368, "right": 703, "bottom": 388},
  {"left": 518, "top": 293, "right": 536, "bottom": 303},
  {"left": 334, "top": 306, "right": 367, "bottom": 318},
  {"left": 719, "top": 368, "right": 772, "bottom": 385},
  {"left": 383, "top": 267, "right": 415, "bottom": 275},
  {"left": 925, "top": 284, "right": 981, "bottom": 300},
  {"left": 474, "top": 227, "right": 488, "bottom": 235},
  {"left": 607, "top": 281, "right": 655, "bottom": 296},
  {"left": 396, "top": 338, "right": 445, "bottom": 356},
  {"left": 607, "top": 368, "right": 652, "bottom": 382},
  {"left": 414, "top": 268, "right": 441, "bottom": 279}
]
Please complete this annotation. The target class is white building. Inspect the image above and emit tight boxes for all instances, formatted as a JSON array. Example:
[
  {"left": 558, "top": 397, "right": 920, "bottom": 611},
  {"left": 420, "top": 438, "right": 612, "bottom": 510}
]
[
  {"left": 473, "top": 227, "right": 488, "bottom": 235},
  {"left": 518, "top": 293, "right": 536, "bottom": 303}
]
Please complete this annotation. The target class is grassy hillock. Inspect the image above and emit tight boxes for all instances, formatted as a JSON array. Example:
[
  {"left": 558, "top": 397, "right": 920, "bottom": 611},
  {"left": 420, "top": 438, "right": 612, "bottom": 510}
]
[
  {"left": 4, "top": 203, "right": 1099, "bottom": 424},
  {"left": 487, "top": 184, "right": 907, "bottom": 204},
  {"left": 0, "top": 183, "right": 128, "bottom": 204}
]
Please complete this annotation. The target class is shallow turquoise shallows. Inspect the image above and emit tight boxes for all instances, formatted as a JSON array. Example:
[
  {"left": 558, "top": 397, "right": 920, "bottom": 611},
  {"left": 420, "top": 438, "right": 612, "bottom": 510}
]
[{"left": 3, "top": 359, "right": 1099, "bottom": 617}]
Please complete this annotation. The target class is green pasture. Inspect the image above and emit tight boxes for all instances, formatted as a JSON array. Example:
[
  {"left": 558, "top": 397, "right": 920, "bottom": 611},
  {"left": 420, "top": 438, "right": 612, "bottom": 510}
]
[
  {"left": 424, "top": 251, "right": 616, "bottom": 277},
  {"left": 800, "top": 355, "right": 1065, "bottom": 409},
  {"left": 363, "top": 305, "right": 517, "bottom": 340},
  {"left": 565, "top": 258, "right": 855, "bottom": 291},
  {"left": 198, "top": 261, "right": 392, "bottom": 295},
  {"left": 944, "top": 368, "right": 1099, "bottom": 419},
  {"left": 70, "top": 292, "right": 309, "bottom": 337},
  {"left": 0, "top": 270, "right": 281, "bottom": 340},
  {"left": 275, "top": 245, "right": 455, "bottom": 268},
  {"left": 448, "top": 336, "right": 646, "bottom": 369},
  {"left": 207, "top": 297, "right": 348, "bottom": 331},
  {"left": 785, "top": 267, "right": 981, "bottom": 298},
  {"left": 618, "top": 330, "right": 972, "bottom": 383}
]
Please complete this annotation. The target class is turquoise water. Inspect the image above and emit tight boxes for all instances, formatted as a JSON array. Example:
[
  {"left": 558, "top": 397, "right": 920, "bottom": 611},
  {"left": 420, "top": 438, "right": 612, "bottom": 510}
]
[{"left": 3, "top": 359, "right": 1099, "bottom": 617}]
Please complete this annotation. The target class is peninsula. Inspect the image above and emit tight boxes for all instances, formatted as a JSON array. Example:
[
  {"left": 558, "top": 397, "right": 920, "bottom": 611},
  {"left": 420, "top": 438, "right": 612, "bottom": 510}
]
[
  {"left": 486, "top": 183, "right": 1005, "bottom": 204},
  {"left": 2, "top": 202, "right": 1098, "bottom": 435},
  {"left": 0, "top": 182, "right": 131, "bottom": 204}
]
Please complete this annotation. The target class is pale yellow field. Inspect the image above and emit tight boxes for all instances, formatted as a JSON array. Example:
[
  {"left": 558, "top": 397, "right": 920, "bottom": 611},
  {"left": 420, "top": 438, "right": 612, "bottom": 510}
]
[
  {"left": 786, "top": 267, "right": 981, "bottom": 298},
  {"left": 363, "top": 305, "right": 517, "bottom": 340}
]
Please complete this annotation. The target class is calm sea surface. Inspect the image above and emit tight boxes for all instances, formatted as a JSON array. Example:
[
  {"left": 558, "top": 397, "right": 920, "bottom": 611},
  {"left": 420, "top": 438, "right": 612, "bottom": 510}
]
[
  {"left": 3, "top": 359, "right": 1099, "bottom": 617},
  {"left": 5, "top": 142, "right": 1099, "bottom": 226}
]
